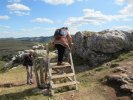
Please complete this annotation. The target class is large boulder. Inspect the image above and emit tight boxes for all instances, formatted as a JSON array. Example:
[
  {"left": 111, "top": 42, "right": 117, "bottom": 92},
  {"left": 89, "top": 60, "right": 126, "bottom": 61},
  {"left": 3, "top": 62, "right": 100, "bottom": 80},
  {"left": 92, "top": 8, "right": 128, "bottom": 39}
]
[{"left": 73, "top": 29, "right": 133, "bottom": 66}]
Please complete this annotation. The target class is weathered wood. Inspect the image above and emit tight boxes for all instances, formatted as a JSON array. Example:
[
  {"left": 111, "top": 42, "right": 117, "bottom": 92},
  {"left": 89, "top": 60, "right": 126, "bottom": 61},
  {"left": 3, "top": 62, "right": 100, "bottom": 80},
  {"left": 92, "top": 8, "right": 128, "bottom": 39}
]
[
  {"left": 46, "top": 43, "right": 55, "bottom": 95},
  {"left": 69, "top": 52, "right": 78, "bottom": 90},
  {"left": 51, "top": 73, "right": 74, "bottom": 79},
  {"left": 51, "top": 63, "right": 71, "bottom": 69}
]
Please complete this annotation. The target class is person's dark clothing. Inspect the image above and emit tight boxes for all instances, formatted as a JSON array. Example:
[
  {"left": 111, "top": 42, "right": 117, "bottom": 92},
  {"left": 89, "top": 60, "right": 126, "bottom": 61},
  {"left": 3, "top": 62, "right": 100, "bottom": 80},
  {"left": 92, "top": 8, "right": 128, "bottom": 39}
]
[
  {"left": 55, "top": 44, "right": 66, "bottom": 63},
  {"left": 22, "top": 54, "right": 33, "bottom": 67}
]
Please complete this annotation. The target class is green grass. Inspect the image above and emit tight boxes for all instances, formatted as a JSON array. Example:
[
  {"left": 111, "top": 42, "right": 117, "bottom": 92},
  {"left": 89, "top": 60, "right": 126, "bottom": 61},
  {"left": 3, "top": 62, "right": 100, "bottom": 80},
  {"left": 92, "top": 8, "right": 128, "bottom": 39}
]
[
  {"left": 112, "top": 50, "right": 133, "bottom": 63},
  {"left": 0, "top": 39, "right": 33, "bottom": 57},
  {"left": 0, "top": 61, "right": 5, "bottom": 71}
]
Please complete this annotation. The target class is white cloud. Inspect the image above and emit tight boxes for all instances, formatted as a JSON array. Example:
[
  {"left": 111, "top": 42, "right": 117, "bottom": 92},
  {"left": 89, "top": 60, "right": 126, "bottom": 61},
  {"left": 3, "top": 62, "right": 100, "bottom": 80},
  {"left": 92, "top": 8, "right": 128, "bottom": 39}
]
[
  {"left": 65, "top": 0, "right": 133, "bottom": 27},
  {"left": 41, "top": 0, "right": 74, "bottom": 5},
  {"left": 32, "top": 18, "right": 54, "bottom": 24},
  {"left": 120, "top": 4, "right": 133, "bottom": 16},
  {"left": 8, "top": 0, "right": 21, "bottom": 3},
  {"left": 115, "top": 0, "right": 133, "bottom": 16},
  {"left": 112, "top": 25, "right": 133, "bottom": 30},
  {"left": 65, "top": 9, "right": 126, "bottom": 26},
  {"left": 7, "top": 3, "right": 31, "bottom": 16},
  {"left": 12, "top": 11, "right": 30, "bottom": 16},
  {"left": 7, "top": 3, "right": 30, "bottom": 11},
  {"left": 0, "top": 15, "right": 10, "bottom": 20},
  {"left": 115, "top": 0, "right": 126, "bottom": 5}
]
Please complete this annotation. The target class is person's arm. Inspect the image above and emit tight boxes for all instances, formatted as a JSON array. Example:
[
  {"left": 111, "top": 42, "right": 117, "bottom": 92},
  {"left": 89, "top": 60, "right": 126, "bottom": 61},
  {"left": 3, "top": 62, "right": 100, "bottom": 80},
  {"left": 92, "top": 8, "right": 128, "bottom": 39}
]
[{"left": 66, "top": 31, "right": 74, "bottom": 47}]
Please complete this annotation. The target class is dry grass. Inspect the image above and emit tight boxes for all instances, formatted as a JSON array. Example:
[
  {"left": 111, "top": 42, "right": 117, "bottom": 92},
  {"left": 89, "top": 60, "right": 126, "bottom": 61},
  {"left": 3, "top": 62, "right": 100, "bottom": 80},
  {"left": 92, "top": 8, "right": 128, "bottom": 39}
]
[{"left": 0, "top": 50, "right": 132, "bottom": 100}]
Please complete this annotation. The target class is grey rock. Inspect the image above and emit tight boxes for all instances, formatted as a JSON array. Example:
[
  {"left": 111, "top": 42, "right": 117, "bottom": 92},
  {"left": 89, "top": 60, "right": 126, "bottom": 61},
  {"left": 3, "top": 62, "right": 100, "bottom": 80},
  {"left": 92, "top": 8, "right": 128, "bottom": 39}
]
[{"left": 73, "top": 29, "right": 133, "bottom": 66}]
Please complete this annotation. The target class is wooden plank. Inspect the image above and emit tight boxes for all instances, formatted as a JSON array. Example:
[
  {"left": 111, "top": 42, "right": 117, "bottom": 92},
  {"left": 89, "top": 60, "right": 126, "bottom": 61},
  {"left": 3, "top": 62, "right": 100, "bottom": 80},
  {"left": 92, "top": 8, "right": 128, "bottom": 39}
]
[
  {"left": 51, "top": 73, "right": 74, "bottom": 79},
  {"left": 51, "top": 62, "right": 71, "bottom": 69},
  {"left": 69, "top": 52, "right": 78, "bottom": 90},
  {"left": 52, "top": 81, "right": 77, "bottom": 88}
]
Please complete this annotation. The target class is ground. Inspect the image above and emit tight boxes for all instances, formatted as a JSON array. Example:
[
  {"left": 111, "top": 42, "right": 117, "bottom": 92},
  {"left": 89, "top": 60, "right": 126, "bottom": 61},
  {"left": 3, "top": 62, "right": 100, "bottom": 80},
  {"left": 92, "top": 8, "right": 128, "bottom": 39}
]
[{"left": 0, "top": 51, "right": 133, "bottom": 100}]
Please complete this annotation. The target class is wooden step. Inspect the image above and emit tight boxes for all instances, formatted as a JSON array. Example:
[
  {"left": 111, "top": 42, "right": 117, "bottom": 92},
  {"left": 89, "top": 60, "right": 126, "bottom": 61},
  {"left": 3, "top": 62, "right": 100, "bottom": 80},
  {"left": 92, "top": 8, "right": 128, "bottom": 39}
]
[
  {"left": 51, "top": 73, "right": 74, "bottom": 79},
  {"left": 52, "top": 81, "right": 77, "bottom": 88},
  {"left": 51, "top": 62, "right": 71, "bottom": 69}
]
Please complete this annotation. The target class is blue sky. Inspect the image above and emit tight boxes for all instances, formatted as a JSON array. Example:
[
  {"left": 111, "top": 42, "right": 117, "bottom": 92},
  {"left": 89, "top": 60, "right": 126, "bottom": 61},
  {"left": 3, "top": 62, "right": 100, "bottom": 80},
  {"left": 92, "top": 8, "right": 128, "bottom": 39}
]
[{"left": 0, "top": 0, "right": 133, "bottom": 38}]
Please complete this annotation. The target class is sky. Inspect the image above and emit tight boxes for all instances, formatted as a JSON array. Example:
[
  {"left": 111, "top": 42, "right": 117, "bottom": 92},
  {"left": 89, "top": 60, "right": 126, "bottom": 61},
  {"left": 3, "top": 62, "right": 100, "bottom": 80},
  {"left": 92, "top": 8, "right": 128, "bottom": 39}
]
[{"left": 0, "top": 0, "right": 133, "bottom": 38}]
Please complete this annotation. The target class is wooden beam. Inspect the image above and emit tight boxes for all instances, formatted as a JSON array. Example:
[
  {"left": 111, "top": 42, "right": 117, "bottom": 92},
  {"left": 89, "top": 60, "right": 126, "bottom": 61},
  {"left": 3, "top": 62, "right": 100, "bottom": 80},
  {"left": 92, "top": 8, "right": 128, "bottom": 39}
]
[{"left": 51, "top": 73, "right": 74, "bottom": 79}]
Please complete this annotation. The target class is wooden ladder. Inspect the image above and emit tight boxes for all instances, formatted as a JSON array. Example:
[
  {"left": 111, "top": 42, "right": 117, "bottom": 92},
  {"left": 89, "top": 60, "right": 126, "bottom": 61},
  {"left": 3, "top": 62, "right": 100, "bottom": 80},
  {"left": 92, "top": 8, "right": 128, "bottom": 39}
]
[{"left": 47, "top": 48, "right": 78, "bottom": 95}]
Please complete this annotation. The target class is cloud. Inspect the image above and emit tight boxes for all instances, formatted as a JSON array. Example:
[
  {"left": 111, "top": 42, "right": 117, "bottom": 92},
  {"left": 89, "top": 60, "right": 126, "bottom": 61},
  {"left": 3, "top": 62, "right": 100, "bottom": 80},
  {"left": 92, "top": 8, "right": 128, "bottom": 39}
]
[
  {"left": 7, "top": 3, "right": 30, "bottom": 11},
  {"left": 32, "top": 18, "right": 54, "bottom": 24},
  {"left": 7, "top": 3, "right": 31, "bottom": 16},
  {"left": 112, "top": 25, "right": 133, "bottom": 30},
  {"left": 119, "top": 4, "right": 133, "bottom": 16},
  {"left": 41, "top": 0, "right": 74, "bottom": 5},
  {"left": 115, "top": 0, "right": 126, "bottom": 5},
  {"left": 11, "top": 11, "right": 30, "bottom": 16},
  {"left": 115, "top": 0, "right": 133, "bottom": 16},
  {"left": 65, "top": 9, "right": 126, "bottom": 26},
  {"left": 8, "top": 0, "right": 21, "bottom": 3},
  {"left": 0, "top": 15, "right": 10, "bottom": 20}
]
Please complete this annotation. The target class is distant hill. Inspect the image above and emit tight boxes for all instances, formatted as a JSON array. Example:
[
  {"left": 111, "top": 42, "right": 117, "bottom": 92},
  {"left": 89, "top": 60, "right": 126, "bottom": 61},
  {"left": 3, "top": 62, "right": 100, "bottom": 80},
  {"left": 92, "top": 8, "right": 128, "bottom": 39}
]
[
  {"left": 0, "top": 38, "right": 33, "bottom": 60},
  {"left": 0, "top": 36, "right": 53, "bottom": 60},
  {"left": 17, "top": 36, "right": 53, "bottom": 42}
]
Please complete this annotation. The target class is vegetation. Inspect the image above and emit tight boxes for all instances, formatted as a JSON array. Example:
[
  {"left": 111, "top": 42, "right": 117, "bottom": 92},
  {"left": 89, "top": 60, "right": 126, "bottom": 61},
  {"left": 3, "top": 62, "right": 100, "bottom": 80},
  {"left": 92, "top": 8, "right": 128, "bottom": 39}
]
[
  {"left": 0, "top": 50, "right": 132, "bottom": 99},
  {"left": 0, "top": 39, "right": 33, "bottom": 61},
  {"left": 82, "top": 31, "right": 96, "bottom": 37},
  {"left": 0, "top": 38, "right": 132, "bottom": 99},
  {"left": 112, "top": 50, "right": 133, "bottom": 63}
]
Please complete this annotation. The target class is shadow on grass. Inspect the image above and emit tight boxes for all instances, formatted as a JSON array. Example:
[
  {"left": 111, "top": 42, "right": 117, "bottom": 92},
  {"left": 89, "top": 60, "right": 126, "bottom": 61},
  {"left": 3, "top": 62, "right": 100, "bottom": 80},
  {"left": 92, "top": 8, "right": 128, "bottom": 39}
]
[
  {"left": 0, "top": 83, "right": 26, "bottom": 88},
  {"left": 0, "top": 87, "right": 50, "bottom": 100}
]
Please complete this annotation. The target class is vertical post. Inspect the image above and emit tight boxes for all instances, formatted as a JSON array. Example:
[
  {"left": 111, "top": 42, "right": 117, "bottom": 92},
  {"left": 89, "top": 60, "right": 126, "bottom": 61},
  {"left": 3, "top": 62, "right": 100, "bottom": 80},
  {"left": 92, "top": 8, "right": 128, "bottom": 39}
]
[
  {"left": 69, "top": 49, "right": 78, "bottom": 90},
  {"left": 46, "top": 43, "right": 54, "bottom": 95},
  {"left": 40, "top": 58, "right": 44, "bottom": 84},
  {"left": 33, "top": 59, "right": 40, "bottom": 88}
]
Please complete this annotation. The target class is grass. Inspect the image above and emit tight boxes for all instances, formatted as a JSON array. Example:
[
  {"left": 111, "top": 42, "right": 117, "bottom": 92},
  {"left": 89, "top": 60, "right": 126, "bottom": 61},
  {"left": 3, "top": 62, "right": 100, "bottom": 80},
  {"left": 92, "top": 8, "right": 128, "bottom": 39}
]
[
  {"left": 0, "top": 61, "right": 5, "bottom": 71},
  {"left": 112, "top": 50, "right": 133, "bottom": 63},
  {"left": 0, "top": 63, "right": 112, "bottom": 100},
  {"left": 0, "top": 39, "right": 33, "bottom": 58},
  {"left": 0, "top": 50, "right": 132, "bottom": 100}
]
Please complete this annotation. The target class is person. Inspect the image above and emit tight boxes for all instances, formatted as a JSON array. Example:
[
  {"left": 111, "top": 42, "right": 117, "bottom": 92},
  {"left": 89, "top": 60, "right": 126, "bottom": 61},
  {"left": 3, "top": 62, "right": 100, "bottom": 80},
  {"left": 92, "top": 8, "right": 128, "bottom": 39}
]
[
  {"left": 52, "top": 27, "right": 74, "bottom": 65},
  {"left": 22, "top": 50, "right": 34, "bottom": 85}
]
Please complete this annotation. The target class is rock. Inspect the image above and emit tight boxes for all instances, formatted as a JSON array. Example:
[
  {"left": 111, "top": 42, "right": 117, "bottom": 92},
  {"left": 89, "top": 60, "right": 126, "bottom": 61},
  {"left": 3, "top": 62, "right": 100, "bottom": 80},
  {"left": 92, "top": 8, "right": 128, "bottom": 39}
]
[
  {"left": 73, "top": 30, "right": 133, "bottom": 66},
  {"left": 121, "top": 84, "right": 133, "bottom": 93},
  {"left": 106, "top": 65, "right": 133, "bottom": 93},
  {"left": 113, "top": 67, "right": 127, "bottom": 73}
]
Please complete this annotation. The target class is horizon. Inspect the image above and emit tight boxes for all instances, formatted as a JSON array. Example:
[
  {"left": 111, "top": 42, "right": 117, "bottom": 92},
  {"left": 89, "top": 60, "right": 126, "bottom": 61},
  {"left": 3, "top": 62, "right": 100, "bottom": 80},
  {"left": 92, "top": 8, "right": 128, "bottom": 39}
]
[{"left": 0, "top": 0, "right": 133, "bottom": 38}]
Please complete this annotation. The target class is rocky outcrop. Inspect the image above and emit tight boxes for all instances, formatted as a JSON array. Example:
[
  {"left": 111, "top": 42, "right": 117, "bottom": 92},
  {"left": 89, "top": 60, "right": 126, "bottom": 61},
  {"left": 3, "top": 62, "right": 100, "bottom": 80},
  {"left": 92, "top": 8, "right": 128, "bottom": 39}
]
[
  {"left": 73, "top": 29, "right": 133, "bottom": 66},
  {"left": 106, "top": 65, "right": 133, "bottom": 93}
]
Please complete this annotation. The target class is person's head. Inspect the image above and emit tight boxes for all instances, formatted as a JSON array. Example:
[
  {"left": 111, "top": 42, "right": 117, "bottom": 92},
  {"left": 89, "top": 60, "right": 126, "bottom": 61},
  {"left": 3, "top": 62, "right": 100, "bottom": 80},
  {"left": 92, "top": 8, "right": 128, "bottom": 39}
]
[
  {"left": 61, "top": 27, "right": 68, "bottom": 30},
  {"left": 29, "top": 49, "right": 34, "bottom": 56}
]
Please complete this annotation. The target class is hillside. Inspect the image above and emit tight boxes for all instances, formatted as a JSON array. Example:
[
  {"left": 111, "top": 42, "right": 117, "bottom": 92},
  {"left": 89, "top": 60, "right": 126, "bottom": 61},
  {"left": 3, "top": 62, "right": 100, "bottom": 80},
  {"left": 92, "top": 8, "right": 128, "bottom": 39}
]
[
  {"left": 0, "top": 51, "right": 132, "bottom": 100},
  {"left": 0, "top": 39, "right": 33, "bottom": 56},
  {"left": 17, "top": 36, "right": 53, "bottom": 42},
  {"left": 0, "top": 29, "right": 132, "bottom": 100}
]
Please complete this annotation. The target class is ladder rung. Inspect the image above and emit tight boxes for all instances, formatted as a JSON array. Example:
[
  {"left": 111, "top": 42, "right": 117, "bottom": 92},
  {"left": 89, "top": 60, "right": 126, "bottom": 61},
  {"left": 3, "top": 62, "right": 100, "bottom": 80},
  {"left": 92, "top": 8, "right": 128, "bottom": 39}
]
[
  {"left": 51, "top": 73, "right": 74, "bottom": 79},
  {"left": 51, "top": 63, "right": 71, "bottom": 69},
  {"left": 52, "top": 81, "right": 77, "bottom": 88}
]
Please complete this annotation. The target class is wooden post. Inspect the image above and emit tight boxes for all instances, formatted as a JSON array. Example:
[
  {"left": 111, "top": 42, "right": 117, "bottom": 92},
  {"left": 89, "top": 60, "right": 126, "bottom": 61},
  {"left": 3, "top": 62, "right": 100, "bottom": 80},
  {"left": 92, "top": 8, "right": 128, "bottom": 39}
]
[
  {"left": 33, "top": 59, "right": 40, "bottom": 87},
  {"left": 69, "top": 50, "right": 78, "bottom": 90}
]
